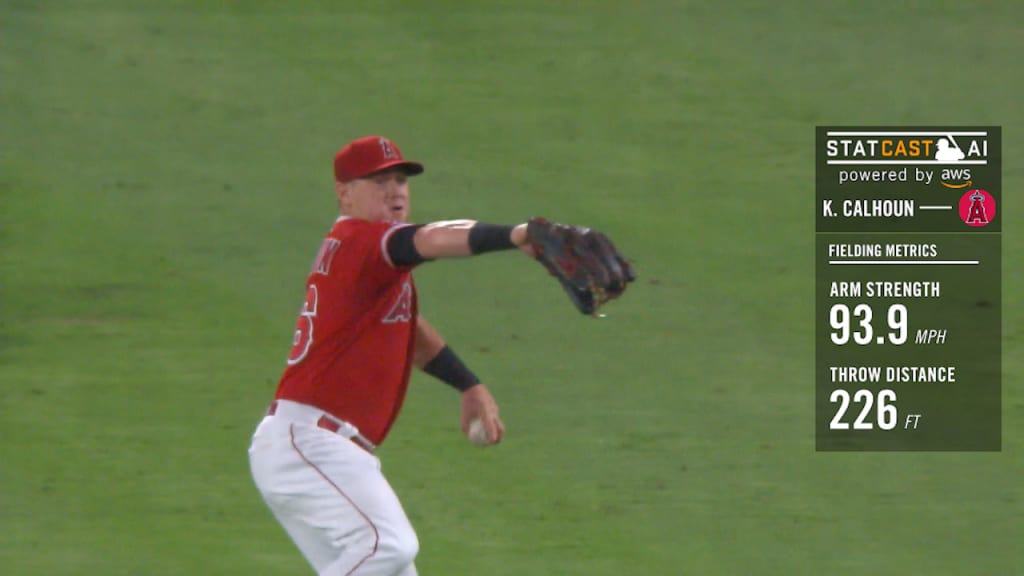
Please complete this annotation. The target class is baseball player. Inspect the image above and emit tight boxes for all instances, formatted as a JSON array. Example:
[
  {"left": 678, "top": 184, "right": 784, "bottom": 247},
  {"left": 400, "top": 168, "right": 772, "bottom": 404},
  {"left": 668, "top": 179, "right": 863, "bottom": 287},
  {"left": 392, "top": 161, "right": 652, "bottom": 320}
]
[{"left": 248, "top": 136, "right": 633, "bottom": 575}]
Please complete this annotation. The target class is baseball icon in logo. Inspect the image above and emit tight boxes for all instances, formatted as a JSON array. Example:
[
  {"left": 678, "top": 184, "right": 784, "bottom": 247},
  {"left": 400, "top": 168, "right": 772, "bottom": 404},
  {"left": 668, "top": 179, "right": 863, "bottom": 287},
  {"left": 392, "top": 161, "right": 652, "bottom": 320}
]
[{"left": 959, "top": 189, "right": 995, "bottom": 227}]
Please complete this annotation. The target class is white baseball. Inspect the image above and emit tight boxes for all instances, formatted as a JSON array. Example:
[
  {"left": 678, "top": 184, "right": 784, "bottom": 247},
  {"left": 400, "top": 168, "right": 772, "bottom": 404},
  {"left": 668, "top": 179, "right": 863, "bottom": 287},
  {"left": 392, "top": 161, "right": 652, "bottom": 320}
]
[{"left": 467, "top": 418, "right": 490, "bottom": 446}]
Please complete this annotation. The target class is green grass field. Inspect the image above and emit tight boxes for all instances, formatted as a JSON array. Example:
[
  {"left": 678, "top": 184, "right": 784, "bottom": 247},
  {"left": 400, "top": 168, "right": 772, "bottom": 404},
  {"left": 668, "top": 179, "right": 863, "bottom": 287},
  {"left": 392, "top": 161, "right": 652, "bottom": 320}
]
[{"left": 2, "top": 1, "right": 1022, "bottom": 574}]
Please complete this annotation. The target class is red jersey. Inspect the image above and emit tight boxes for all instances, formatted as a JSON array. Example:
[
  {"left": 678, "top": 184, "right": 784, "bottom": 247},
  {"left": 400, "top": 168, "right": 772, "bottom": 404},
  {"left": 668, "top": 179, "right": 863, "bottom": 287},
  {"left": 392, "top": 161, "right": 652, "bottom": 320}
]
[{"left": 275, "top": 217, "right": 420, "bottom": 445}]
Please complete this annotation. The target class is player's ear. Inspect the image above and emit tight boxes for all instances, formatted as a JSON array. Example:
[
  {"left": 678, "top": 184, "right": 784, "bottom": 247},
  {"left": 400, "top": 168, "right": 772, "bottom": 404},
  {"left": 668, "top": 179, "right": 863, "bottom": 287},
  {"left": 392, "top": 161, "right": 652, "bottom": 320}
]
[{"left": 335, "top": 180, "right": 349, "bottom": 206}]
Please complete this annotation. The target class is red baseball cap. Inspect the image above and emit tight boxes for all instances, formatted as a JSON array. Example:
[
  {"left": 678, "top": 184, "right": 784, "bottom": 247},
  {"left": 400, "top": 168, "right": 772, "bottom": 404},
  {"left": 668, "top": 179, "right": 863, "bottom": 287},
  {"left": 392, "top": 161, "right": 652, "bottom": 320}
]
[{"left": 333, "top": 136, "right": 425, "bottom": 182}]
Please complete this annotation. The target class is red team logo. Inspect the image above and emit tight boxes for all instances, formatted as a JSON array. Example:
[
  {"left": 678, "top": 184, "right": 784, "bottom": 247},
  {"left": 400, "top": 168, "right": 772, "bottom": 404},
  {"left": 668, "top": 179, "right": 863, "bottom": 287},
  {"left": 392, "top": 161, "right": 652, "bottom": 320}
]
[
  {"left": 379, "top": 137, "right": 398, "bottom": 160},
  {"left": 383, "top": 281, "right": 414, "bottom": 323},
  {"left": 958, "top": 189, "right": 996, "bottom": 227}
]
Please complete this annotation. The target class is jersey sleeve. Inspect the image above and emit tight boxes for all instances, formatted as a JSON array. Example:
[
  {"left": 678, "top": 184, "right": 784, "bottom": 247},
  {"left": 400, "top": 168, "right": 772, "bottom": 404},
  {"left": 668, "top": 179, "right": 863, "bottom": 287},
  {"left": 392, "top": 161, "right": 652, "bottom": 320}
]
[{"left": 346, "top": 220, "right": 420, "bottom": 286}]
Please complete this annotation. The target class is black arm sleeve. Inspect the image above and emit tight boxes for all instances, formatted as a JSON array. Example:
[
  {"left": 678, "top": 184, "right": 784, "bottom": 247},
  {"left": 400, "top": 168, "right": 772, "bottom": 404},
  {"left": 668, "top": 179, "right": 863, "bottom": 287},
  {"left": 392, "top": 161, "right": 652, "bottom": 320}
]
[
  {"left": 468, "top": 223, "right": 516, "bottom": 254},
  {"left": 422, "top": 345, "right": 481, "bottom": 392},
  {"left": 386, "top": 225, "right": 429, "bottom": 267}
]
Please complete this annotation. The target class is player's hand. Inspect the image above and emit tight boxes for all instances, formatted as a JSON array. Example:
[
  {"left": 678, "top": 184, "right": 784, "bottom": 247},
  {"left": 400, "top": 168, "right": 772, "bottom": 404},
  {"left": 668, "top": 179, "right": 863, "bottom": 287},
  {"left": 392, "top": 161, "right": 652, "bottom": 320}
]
[
  {"left": 460, "top": 384, "right": 504, "bottom": 445},
  {"left": 511, "top": 223, "right": 537, "bottom": 257}
]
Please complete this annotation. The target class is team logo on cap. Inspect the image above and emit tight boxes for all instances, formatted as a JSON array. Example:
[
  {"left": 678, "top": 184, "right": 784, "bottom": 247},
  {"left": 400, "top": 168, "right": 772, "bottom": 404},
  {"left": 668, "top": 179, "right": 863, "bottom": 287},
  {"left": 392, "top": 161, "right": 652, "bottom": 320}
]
[
  {"left": 959, "top": 189, "right": 995, "bottom": 227},
  {"left": 379, "top": 137, "right": 398, "bottom": 159}
]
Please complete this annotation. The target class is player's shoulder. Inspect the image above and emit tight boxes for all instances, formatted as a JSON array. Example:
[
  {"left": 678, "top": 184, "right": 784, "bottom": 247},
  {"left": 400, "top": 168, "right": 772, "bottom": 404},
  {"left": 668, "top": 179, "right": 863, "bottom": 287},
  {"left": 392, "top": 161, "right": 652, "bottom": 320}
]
[
  {"left": 332, "top": 217, "right": 416, "bottom": 257},
  {"left": 334, "top": 216, "right": 408, "bottom": 236}
]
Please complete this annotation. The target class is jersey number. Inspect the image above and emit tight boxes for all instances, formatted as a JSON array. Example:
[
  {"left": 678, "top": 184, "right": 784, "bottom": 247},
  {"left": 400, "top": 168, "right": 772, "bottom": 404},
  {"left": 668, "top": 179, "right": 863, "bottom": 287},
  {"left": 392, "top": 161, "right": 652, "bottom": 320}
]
[{"left": 287, "top": 284, "right": 319, "bottom": 365}]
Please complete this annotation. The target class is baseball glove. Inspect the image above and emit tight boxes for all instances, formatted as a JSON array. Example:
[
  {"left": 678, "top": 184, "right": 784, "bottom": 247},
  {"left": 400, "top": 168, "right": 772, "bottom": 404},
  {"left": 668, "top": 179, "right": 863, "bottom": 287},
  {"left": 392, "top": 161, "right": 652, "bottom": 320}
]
[{"left": 526, "top": 217, "right": 636, "bottom": 316}]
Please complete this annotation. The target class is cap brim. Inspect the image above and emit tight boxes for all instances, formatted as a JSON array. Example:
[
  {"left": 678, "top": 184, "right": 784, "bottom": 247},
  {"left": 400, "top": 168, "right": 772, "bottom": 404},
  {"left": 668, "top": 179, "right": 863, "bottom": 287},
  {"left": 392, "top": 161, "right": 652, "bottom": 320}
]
[{"left": 367, "top": 160, "right": 424, "bottom": 178}]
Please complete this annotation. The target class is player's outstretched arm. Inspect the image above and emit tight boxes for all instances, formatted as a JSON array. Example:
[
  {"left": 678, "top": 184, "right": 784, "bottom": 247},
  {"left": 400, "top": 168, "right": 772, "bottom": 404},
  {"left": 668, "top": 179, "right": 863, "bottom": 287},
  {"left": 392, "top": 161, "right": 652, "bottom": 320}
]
[
  {"left": 387, "top": 217, "right": 636, "bottom": 316},
  {"left": 416, "top": 220, "right": 529, "bottom": 259},
  {"left": 386, "top": 220, "right": 529, "bottom": 267},
  {"left": 399, "top": 220, "right": 531, "bottom": 263}
]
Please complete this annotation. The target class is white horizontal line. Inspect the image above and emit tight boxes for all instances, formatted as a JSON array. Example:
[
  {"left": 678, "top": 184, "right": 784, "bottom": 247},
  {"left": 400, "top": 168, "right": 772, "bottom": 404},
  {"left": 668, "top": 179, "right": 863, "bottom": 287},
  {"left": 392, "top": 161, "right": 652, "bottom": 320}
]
[
  {"left": 827, "top": 160, "right": 987, "bottom": 165},
  {"left": 826, "top": 131, "right": 987, "bottom": 136},
  {"left": 829, "top": 260, "right": 979, "bottom": 265},
  {"left": 918, "top": 206, "right": 953, "bottom": 210}
]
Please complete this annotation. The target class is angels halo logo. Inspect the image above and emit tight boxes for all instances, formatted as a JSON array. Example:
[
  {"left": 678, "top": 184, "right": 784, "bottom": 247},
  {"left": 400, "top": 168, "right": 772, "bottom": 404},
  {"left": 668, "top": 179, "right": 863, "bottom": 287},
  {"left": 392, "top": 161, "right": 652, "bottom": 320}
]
[{"left": 958, "top": 189, "right": 996, "bottom": 227}]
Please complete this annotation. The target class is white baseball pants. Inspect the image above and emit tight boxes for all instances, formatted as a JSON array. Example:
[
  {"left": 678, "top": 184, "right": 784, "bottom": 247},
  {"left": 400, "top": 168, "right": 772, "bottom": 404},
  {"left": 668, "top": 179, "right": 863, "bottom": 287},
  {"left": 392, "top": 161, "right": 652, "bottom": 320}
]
[{"left": 249, "top": 400, "right": 418, "bottom": 575}]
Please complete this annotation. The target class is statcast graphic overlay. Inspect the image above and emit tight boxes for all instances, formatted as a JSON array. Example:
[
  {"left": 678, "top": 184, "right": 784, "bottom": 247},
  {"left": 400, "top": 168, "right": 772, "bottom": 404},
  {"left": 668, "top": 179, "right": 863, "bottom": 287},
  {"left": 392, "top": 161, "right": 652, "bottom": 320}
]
[{"left": 816, "top": 127, "right": 1001, "bottom": 451}]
